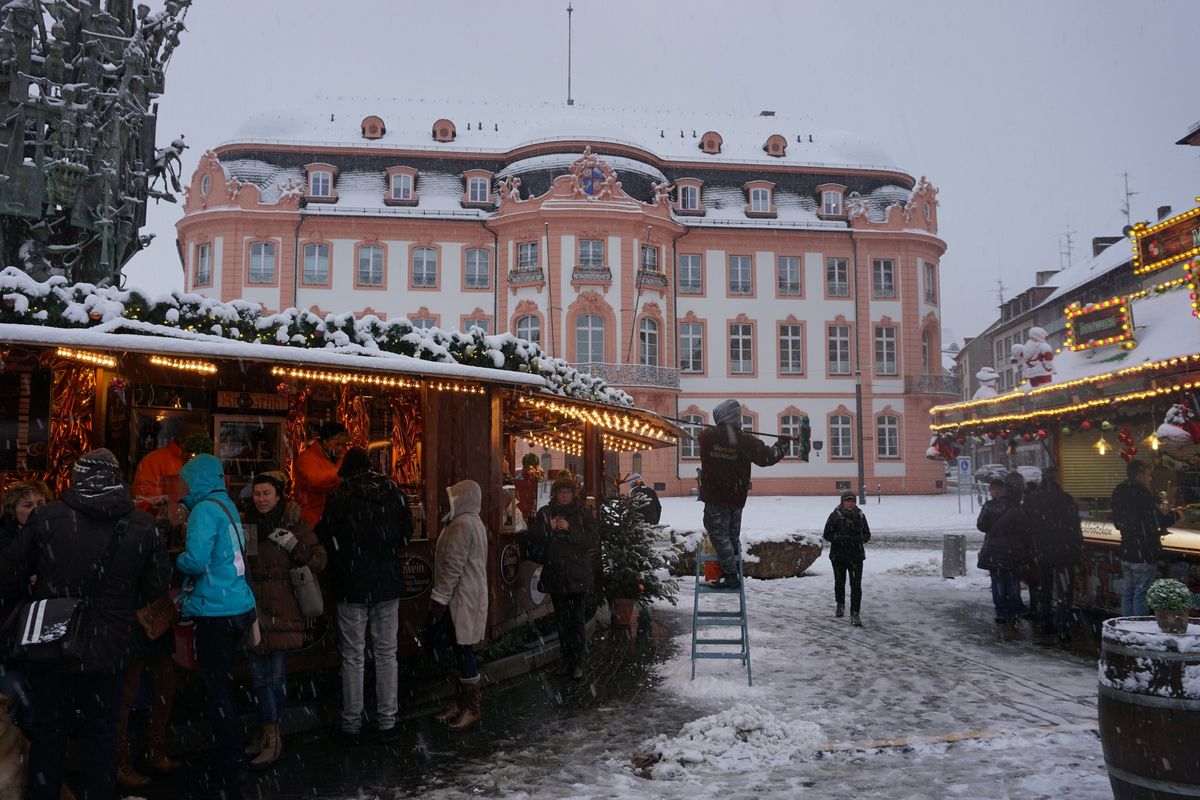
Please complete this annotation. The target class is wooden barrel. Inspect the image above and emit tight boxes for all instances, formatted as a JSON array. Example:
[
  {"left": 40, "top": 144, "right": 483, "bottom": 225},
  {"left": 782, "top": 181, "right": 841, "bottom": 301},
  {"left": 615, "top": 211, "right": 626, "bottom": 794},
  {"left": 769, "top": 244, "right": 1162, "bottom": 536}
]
[{"left": 1098, "top": 616, "right": 1200, "bottom": 799}]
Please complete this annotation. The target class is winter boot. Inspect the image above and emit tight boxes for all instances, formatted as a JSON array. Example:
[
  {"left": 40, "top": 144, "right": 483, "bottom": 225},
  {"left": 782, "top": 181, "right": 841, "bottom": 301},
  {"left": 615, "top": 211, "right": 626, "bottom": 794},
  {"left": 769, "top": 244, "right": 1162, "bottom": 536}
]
[
  {"left": 706, "top": 575, "right": 741, "bottom": 590},
  {"left": 244, "top": 724, "right": 263, "bottom": 757},
  {"left": 835, "top": 603, "right": 845, "bottom": 618},
  {"left": 249, "top": 722, "right": 281, "bottom": 770},
  {"left": 448, "top": 680, "right": 482, "bottom": 731},
  {"left": 146, "top": 722, "right": 182, "bottom": 774},
  {"left": 850, "top": 612, "right": 862, "bottom": 627},
  {"left": 434, "top": 682, "right": 465, "bottom": 723},
  {"left": 116, "top": 711, "right": 151, "bottom": 788}
]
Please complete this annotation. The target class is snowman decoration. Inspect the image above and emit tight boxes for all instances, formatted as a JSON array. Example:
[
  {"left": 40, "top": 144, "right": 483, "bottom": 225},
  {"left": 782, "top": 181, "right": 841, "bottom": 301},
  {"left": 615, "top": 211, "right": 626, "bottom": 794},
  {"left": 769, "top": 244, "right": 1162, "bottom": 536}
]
[
  {"left": 972, "top": 366, "right": 1000, "bottom": 400},
  {"left": 1013, "top": 327, "right": 1055, "bottom": 388}
]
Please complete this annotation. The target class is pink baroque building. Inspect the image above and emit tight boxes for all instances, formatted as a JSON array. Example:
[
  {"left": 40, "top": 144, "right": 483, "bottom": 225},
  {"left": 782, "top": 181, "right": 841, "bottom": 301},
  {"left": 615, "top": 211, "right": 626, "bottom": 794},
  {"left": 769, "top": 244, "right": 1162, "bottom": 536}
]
[{"left": 175, "top": 103, "right": 950, "bottom": 496}]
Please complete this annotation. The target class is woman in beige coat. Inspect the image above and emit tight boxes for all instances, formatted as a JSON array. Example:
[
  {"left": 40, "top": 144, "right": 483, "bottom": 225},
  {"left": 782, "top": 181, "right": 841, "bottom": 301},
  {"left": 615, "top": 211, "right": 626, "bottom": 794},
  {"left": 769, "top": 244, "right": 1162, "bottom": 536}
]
[{"left": 429, "top": 479, "right": 489, "bottom": 730}]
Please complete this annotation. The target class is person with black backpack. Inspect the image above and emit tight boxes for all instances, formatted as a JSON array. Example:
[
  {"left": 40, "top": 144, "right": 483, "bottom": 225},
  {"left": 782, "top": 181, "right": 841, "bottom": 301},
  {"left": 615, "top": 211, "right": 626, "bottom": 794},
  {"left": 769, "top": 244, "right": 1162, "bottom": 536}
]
[{"left": 0, "top": 448, "right": 169, "bottom": 800}]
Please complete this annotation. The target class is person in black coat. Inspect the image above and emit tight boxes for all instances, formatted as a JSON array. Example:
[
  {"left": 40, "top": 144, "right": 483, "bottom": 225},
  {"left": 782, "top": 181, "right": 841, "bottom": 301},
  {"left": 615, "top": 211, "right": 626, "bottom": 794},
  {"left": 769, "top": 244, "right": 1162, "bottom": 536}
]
[
  {"left": 1022, "top": 467, "right": 1082, "bottom": 638},
  {"left": 977, "top": 471, "right": 1030, "bottom": 625},
  {"left": 528, "top": 475, "right": 599, "bottom": 680},
  {"left": 1111, "top": 459, "right": 1179, "bottom": 616},
  {"left": 627, "top": 474, "right": 662, "bottom": 525},
  {"left": 0, "top": 449, "right": 169, "bottom": 800},
  {"left": 0, "top": 480, "right": 48, "bottom": 726},
  {"left": 822, "top": 492, "right": 871, "bottom": 627},
  {"left": 316, "top": 446, "right": 413, "bottom": 744}
]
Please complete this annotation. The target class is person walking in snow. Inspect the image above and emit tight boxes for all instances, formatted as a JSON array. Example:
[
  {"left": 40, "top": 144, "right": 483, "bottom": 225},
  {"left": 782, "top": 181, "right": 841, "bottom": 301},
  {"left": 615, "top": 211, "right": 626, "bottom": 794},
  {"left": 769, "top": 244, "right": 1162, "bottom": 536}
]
[
  {"left": 698, "top": 399, "right": 788, "bottom": 589},
  {"left": 823, "top": 491, "right": 871, "bottom": 626}
]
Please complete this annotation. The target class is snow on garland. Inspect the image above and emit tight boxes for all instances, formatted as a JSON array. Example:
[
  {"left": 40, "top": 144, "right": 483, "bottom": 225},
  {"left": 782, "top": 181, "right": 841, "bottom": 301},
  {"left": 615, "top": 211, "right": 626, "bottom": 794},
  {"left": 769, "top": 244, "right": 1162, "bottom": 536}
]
[{"left": 0, "top": 268, "right": 633, "bottom": 406}]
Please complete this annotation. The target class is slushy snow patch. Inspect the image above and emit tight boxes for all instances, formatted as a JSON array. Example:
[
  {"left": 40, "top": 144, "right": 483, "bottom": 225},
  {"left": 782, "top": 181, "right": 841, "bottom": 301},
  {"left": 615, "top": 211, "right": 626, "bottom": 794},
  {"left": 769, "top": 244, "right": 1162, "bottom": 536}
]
[{"left": 642, "top": 703, "right": 823, "bottom": 780}]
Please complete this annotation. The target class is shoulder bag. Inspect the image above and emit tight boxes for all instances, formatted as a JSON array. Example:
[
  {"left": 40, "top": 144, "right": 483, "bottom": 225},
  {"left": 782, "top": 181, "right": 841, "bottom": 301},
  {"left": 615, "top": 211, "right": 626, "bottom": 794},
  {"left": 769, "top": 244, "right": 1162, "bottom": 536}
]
[
  {"left": 14, "top": 515, "right": 129, "bottom": 663},
  {"left": 290, "top": 564, "right": 324, "bottom": 620}
]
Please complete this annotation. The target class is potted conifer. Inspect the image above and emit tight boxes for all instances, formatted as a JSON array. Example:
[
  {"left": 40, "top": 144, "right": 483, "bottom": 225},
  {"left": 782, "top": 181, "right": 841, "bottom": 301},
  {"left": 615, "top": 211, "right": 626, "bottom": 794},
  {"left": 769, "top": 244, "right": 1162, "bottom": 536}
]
[
  {"left": 599, "top": 494, "right": 678, "bottom": 625},
  {"left": 1146, "top": 578, "right": 1194, "bottom": 634}
]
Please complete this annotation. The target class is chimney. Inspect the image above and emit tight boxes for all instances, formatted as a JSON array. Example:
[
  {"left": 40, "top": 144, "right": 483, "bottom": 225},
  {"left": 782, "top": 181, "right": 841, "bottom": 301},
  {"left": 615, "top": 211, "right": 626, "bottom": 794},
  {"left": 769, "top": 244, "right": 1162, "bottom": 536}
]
[
  {"left": 1158, "top": 205, "right": 1173, "bottom": 221},
  {"left": 1092, "top": 236, "right": 1122, "bottom": 257},
  {"left": 1035, "top": 270, "right": 1059, "bottom": 286},
  {"left": 758, "top": 110, "right": 775, "bottom": 117}
]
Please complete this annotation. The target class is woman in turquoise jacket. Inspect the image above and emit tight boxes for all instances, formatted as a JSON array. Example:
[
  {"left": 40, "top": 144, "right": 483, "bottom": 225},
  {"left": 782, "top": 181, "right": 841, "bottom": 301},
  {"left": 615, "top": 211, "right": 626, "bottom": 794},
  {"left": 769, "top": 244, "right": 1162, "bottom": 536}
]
[{"left": 177, "top": 454, "right": 255, "bottom": 798}]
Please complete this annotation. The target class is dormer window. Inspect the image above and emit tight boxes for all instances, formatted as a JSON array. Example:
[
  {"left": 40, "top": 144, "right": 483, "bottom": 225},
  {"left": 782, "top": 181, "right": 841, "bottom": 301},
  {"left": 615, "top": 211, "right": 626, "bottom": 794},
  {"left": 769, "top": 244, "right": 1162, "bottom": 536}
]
[
  {"left": 817, "top": 183, "right": 846, "bottom": 218},
  {"left": 744, "top": 181, "right": 776, "bottom": 218},
  {"left": 304, "top": 163, "right": 338, "bottom": 203},
  {"left": 360, "top": 115, "right": 386, "bottom": 140},
  {"left": 384, "top": 166, "right": 419, "bottom": 207},
  {"left": 432, "top": 118, "right": 456, "bottom": 142},
  {"left": 763, "top": 134, "right": 787, "bottom": 157},
  {"left": 675, "top": 178, "right": 705, "bottom": 216},
  {"left": 461, "top": 169, "right": 493, "bottom": 208},
  {"left": 699, "top": 131, "right": 723, "bottom": 155}
]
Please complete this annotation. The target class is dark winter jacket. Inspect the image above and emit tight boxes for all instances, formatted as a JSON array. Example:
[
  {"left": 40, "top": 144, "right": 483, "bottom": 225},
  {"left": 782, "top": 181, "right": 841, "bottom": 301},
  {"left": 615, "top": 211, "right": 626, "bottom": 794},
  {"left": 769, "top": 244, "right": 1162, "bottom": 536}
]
[
  {"left": 1023, "top": 481, "right": 1083, "bottom": 568},
  {"left": 243, "top": 500, "right": 326, "bottom": 652},
  {"left": 1111, "top": 478, "right": 1178, "bottom": 564},
  {"left": 976, "top": 498, "right": 1007, "bottom": 535},
  {"left": 823, "top": 506, "right": 871, "bottom": 564},
  {"left": 317, "top": 470, "right": 412, "bottom": 604},
  {"left": 528, "top": 499, "right": 599, "bottom": 594},
  {"left": 630, "top": 485, "right": 662, "bottom": 525},
  {"left": 0, "top": 514, "right": 33, "bottom": 652},
  {"left": 698, "top": 404, "right": 786, "bottom": 509},
  {"left": 0, "top": 483, "right": 169, "bottom": 672},
  {"left": 976, "top": 496, "right": 1030, "bottom": 573}
]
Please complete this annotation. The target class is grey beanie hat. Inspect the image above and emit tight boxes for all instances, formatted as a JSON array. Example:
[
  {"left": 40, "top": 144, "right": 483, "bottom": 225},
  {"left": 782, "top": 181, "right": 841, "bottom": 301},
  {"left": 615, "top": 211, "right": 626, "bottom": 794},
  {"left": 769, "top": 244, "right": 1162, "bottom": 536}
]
[{"left": 713, "top": 399, "right": 741, "bottom": 426}]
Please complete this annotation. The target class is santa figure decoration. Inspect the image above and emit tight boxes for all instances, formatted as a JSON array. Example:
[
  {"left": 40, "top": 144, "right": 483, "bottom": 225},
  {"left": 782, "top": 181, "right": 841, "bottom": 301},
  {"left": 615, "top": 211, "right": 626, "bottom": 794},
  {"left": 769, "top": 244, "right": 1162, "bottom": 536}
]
[
  {"left": 972, "top": 366, "right": 1000, "bottom": 400},
  {"left": 1016, "top": 327, "right": 1055, "bottom": 387},
  {"left": 925, "top": 434, "right": 959, "bottom": 461},
  {"left": 1157, "top": 397, "right": 1200, "bottom": 446}
]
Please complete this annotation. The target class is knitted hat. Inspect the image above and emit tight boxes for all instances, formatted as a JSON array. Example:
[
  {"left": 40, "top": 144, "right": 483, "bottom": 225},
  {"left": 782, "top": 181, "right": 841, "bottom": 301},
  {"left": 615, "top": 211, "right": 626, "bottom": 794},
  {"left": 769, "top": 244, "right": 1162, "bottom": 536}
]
[
  {"left": 627, "top": 473, "right": 643, "bottom": 485},
  {"left": 840, "top": 491, "right": 856, "bottom": 502},
  {"left": 71, "top": 448, "right": 124, "bottom": 497},
  {"left": 338, "top": 446, "right": 372, "bottom": 478},
  {"left": 551, "top": 474, "right": 578, "bottom": 497},
  {"left": 252, "top": 470, "right": 288, "bottom": 497}
]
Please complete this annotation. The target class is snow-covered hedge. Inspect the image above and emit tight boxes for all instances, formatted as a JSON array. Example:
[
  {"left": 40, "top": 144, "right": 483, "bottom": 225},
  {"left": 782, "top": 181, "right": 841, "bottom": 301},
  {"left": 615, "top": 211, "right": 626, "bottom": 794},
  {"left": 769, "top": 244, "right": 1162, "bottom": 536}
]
[{"left": 0, "top": 268, "right": 633, "bottom": 406}]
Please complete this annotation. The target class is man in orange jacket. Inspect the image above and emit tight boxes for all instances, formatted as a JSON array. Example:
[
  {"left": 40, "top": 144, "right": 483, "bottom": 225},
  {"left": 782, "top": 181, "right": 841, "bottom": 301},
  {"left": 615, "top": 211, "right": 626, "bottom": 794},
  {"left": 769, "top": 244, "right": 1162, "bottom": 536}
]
[
  {"left": 296, "top": 422, "right": 350, "bottom": 527},
  {"left": 131, "top": 418, "right": 204, "bottom": 507}
]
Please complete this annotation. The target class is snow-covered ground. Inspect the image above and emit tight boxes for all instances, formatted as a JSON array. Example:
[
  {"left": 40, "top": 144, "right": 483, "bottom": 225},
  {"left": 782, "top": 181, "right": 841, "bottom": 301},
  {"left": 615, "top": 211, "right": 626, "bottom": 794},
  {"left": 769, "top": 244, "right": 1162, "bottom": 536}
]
[{"left": 401, "top": 494, "right": 1109, "bottom": 799}]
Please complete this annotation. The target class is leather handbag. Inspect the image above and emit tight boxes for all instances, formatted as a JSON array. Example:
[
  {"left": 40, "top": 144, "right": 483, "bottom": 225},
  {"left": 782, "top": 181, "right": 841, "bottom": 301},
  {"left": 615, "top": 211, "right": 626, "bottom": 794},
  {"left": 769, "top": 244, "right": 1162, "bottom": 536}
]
[
  {"left": 289, "top": 565, "right": 324, "bottom": 619},
  {"left": 136, "top": 592, "right": 181, "bottom": 641},
  {"left": 14, "top": 515, "right": 129, "bottom": 663}
]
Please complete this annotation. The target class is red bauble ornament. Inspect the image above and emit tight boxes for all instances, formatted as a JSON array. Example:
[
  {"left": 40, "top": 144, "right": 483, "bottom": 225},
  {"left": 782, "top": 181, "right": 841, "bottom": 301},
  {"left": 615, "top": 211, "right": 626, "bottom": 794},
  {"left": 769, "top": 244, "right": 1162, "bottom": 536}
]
[
  {"left": 1022, "top": 433, "right": 1033, "bottom": 442},
  {"left": 957, "top": 437, "right": 966, "bottom": 445},
  {"left": 987, "top": 431, "right": 997, "bottom": 441},
  {"left": 1127, "top": 445, "right": 1137, "bottom": 455},
  {"left": 999, "top": 430, "right": 1009, "bottom": 440},
  {"left": 1080, "top": 420, "right": 1093, "bottom": 431},
  {"left": 1121, "top": 452, "right": 1134, "bottom": 462},
  {"left": 1036, "top": 429, "right": 1048, "bottom": 440}
]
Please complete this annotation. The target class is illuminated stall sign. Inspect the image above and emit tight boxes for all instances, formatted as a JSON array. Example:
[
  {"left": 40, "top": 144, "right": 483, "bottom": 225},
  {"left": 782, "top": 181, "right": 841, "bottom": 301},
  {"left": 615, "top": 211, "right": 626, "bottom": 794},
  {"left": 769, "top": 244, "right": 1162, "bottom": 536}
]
[
  {"left": 1064, "top": 297, "right": 1134, "bottom": 351},
  {"left": 1131, "top": 204, "right": 1200, "bottom": 275}
]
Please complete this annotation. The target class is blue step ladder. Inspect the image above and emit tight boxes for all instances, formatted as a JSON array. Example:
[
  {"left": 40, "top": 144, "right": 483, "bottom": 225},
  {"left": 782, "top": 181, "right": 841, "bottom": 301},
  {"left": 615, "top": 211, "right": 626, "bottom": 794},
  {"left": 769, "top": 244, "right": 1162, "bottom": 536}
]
[{"left": 690, "top": 553, "right": 752, "bottom": 686}]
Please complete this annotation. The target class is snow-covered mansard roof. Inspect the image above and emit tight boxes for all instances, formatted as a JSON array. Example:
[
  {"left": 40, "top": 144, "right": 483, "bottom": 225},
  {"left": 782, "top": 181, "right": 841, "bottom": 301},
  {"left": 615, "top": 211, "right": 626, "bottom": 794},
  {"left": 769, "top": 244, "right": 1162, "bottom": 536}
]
[{"left": 225, "top": 98, "right": 901, "bottom": 172}]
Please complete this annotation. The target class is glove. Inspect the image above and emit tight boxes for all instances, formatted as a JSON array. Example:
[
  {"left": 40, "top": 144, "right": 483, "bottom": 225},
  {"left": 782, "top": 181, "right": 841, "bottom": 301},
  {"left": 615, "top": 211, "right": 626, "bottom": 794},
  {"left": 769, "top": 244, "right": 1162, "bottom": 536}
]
[
  {"left": 773, "top": 438, "right": 789, "bottom": 456},
  {"left": 428, "top": 600, "right": 448, "bottom": 616},
  {"left": 267, "top": 529, "right": 298, "bottom": 553}
]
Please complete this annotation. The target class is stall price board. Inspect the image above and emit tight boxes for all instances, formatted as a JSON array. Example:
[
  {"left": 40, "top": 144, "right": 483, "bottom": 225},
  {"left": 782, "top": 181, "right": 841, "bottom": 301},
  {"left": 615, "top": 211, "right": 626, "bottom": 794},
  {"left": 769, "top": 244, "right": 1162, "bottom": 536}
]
[
  {"left": 1132, "top": 205, "right": 1200, "bottom": 275},
  {"left": 1064, "top": 298, "right": 1134, "bottom": 351}
]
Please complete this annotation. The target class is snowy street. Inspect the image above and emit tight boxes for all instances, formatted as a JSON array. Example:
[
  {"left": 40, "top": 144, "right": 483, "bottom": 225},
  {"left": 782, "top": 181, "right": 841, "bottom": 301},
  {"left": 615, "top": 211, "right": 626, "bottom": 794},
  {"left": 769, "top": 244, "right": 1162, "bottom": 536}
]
[{"left": 305, "top": 494, "right": 1111, "bottom": 800}]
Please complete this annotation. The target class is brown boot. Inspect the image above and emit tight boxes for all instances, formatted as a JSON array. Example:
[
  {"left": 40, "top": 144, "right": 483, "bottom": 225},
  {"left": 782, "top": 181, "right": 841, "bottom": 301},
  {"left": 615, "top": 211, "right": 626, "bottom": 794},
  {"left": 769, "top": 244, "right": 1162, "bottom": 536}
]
[
  {"left": 116, "top": 709, "right": 151, "bottom": 788},
  {"left": 447, "top": 681, "right": 481, "bottom": 731},
  {"left": 249, "top": 722, "right": 282, "bottom": 769},
  {"left": 433, "top": 682, "right": 464, "bottom": 724},
  {"left": 244, "top": 724, "right": 263, "bottom": 757}
]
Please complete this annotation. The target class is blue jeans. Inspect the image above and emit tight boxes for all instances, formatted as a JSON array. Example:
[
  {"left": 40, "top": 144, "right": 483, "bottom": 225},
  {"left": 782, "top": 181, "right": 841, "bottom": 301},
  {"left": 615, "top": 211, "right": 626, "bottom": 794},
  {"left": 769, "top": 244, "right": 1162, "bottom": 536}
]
[
  {"left": 990, "top": 570, "right": 1022, "bottom": 620},
  {"left": 703, "top": 503, "right": 744, "bottom": 575},
  {"left": 194, "top": 612, "right": 253, "bottom": 794},
  {"left": 1121, "top": 561, "right": 1159, "bottom": 616},
  {"left": 247, "top": 649, "right": 288, "bottom": 724}
]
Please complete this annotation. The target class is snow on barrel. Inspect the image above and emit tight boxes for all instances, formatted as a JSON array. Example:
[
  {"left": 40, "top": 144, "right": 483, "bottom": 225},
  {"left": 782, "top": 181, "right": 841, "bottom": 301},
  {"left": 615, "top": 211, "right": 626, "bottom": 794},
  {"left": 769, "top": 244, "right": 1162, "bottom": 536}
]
[{"left": 1098, "top": 617, "right": 1200, "bottom": 800}]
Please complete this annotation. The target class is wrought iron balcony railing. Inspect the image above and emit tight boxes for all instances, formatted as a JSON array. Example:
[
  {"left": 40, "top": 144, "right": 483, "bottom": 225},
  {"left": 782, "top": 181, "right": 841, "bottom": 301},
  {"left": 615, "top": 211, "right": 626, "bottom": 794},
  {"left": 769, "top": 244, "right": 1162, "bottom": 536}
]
[
  {"left": 905, "top": 374, "right": 961, "bottom": 395},
  {"left": 571, "top": 361, "right": 680, "bottom": 389},
  {"left": 506, "top": 268, "right": 545, "bottom": 286}
]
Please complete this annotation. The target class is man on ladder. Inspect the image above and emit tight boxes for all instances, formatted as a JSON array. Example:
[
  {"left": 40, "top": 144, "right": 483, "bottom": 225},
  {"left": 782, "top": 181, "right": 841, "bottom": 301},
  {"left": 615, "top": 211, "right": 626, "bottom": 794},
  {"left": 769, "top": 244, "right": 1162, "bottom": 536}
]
[{"left": 700, "top": 399, "right": 789, "bottom": 589}]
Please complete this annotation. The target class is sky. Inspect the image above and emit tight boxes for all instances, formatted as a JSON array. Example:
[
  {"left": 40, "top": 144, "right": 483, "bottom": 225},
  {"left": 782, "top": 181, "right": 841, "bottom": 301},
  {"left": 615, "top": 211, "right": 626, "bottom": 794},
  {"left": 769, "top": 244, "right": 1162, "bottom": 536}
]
[{"left": 125, "top": 0, "right": 1200, "bottom": 346}]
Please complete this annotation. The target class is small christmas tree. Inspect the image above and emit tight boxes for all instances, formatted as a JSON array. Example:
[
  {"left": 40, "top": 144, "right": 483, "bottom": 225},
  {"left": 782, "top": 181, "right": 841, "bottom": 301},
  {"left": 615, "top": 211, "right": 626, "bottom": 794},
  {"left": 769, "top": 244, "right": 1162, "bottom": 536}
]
[{"left": 599, "top": 494, "right": 678, "bottom": 611}]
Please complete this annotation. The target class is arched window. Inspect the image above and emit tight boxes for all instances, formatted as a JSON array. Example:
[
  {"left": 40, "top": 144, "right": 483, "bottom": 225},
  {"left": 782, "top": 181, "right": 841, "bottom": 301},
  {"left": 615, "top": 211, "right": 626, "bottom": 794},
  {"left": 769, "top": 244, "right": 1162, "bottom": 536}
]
[
  {"left": 575, "top": 314, "right": 605, "bottom": 364},
  {"left": 248, "top": 242, "right": 275, "bottom": 284},
  {"left": 681, "top": 414, "right": 703, "bottom": 459},
  {"left": 877, "top": 414, "right": 900, "bottom": 458},
  {"left": 468, "top": 176, "right": 489, "bottom": 203},
  {"left": 465, "top": 249, "right": 490, "bottom": 289},
  {"left": 303, "top": 243, "right": 329, "bottom": 285},
  {"left": 412, "top": 247, "right": 437, "bottom": 287},
  {"left": 830, "top": 414, "right": 853, "bottom": 458},
  {"left": 639, "top": 318, "right": 659, "bottom": 366},
  {"left": 780, "top": 414, "right": 803, "bottom": 458},
  {"left": 516, "top": 314, "right": 540, "bottom": 344},
  {"left": 357, "top": 245, "right": 384, "bottom": 286}
]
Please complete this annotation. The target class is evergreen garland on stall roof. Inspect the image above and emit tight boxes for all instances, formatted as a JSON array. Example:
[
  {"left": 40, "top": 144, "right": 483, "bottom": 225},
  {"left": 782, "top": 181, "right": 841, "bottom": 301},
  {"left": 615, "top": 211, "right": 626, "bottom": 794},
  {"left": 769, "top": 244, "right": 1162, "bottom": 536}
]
[{"left": 0, "top": 268, "right": 633, "bottom": 406}]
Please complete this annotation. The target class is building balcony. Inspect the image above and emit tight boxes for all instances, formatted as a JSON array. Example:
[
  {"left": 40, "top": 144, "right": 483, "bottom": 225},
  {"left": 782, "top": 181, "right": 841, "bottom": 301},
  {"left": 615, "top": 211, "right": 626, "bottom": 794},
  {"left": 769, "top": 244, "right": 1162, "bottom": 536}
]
[
  {"left": 506, "top": 268, "right": 545, "bottom": 286},
  {"left": 905, "top": 374, "right": 961, "bottom": 395},
  {"left": 571, "top": 361, "right": 680, "bottom": 389},
  {"left": 635, "top": 270, "right": 669, "bottom": 289},
  {"left": 571, "top": 266, "right": 612, "bottom": 284}
]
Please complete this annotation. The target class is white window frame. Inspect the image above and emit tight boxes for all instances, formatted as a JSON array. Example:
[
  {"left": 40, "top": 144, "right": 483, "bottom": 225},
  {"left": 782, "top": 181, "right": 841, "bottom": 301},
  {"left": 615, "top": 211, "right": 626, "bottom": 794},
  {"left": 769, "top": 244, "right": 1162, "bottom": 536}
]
[
  {"left": 877, "top": 414, "right": 900, "bottom": 458},
  {"left": 465, "top": 248, "right": 490, "bottom": 289},
  {"left": 872, "top": 258, "right": 896, "bottom": 298},
  {"left": 302, "top": 243, "right": 329, "bottom": 285},
  {"left": 516, "top": 314, "right": 540, "bottom": 344},
  {"left": 822, "top": 190, "right": 842, "bottom": 215},
  {"left": 248, "top": 241, "right": 275, "bottom": 284},
  {"left": 468, "top": 176, "right": 489, "bottom": 203},
  {"left": 679, "top": 322, "right": 703, "bottom": 373},
  {"left": 679, "top": 184, "right": 700, "bottom": 211},
  {"left": 779, "top": 323, "right": 804, "bottom": 374},
  {"left": 411, "top": 318, "right": 436, "bottom": 331},
  {"left": 729, "top": 322, "right": 753, "bottom": 374},
  {"left": 412, "top": 247, "right": 437, "bottom": 287},
  {"left": 874, "top": 326, "right": 897, "bottom": 375},
  {"left": 579, "top": 239, "right": 604, "bottom": 268},
  {"left": 517, "top": 241, "right": 539, "bottom": 270},
  {"left": 309, "top": 171, "right": 332, "bottom": 197},
  {"left": 830, "top": 414, "right": 853, "bottom": 458},
  {"left": 464, "top": 318, "right": 490, "bottom": 334},
  {"left": 827, "top": 257, "right": 849, "bottom": 297},
  {"left": 639, "top": 317, "right": 659, "bottom": 366},
  {"left": 728, "top": 255, "right": 752, "bottom": 295},
  {"left": 780, "top": 414, "right": 802, "bottom": 458},
  {"left": 750, "top": 187, "right": 771, "bottom": 213},
  {"left": 681, "top": 414, "right": 703, "bottom": 459},
  {"left": 391, "top": 173, "right": 413, "bottom": 200},
  {"left": 924, "top": 261, "right": 937, "bottom": 303},
  {"left": 195, "top": 243, "right": 211, "bottom": 285},
  {"left": 777, "top": 256, "right": 801, "bottom": 296},
  {"left": 575, "top": 314, "right": 605, "bottom": 364},
  {"left": 679, "top": 254, "right": 702, "bottom": 293},
  {"left": 828, "top": 324, "right": 851, "bottom": 375},
  {"left": 357, "top": 245, "right": 384, "bottom": 287},
  {"left": 641, "top": 244, "right": 660, "bottom": 272},
  {"left": 740, "top": 413, "right": 754, "bottom": 433}
]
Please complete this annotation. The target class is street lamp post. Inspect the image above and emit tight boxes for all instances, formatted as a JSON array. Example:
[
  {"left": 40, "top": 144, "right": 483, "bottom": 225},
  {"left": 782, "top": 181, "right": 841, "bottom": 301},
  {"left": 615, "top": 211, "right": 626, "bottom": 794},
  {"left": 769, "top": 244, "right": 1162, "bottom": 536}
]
[{"left": 849, "top": 227, "right": 867, "bottom": 504}]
